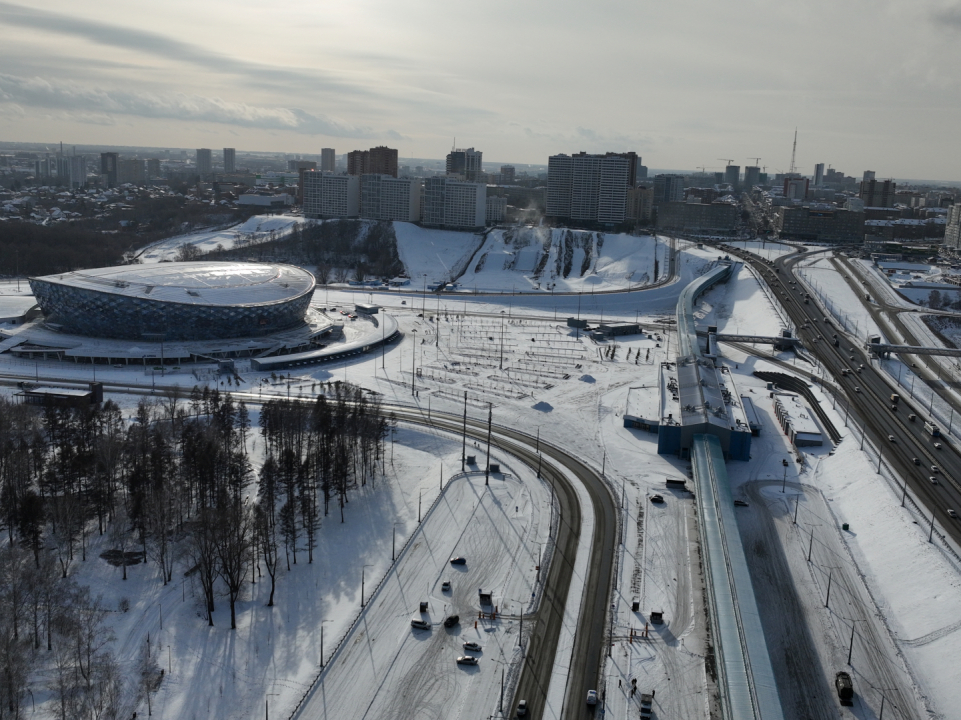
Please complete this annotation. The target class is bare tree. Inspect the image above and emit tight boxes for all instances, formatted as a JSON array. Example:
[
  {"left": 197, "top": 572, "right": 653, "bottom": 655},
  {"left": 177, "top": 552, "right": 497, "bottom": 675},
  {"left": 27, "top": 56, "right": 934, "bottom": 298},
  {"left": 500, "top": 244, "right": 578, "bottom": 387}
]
[
  {"left": 216, "top": 499, "right": 253, "bottom": 629},
  {"left": 187, "top": 510, "right": 218, "bottom": 626}
]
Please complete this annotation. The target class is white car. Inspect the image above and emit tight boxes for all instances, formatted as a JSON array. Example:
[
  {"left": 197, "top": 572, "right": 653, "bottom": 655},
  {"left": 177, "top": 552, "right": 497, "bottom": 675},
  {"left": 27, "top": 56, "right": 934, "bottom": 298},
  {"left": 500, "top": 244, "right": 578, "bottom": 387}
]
[
  {"left": 456, "top": 655, "right": 478, "bottom": 665},
  {"left": 463, "top": 641, "right": 482, "bottom": 652},
  {"left": 586, "top": 690, "right": 598, "bottom": 705}
]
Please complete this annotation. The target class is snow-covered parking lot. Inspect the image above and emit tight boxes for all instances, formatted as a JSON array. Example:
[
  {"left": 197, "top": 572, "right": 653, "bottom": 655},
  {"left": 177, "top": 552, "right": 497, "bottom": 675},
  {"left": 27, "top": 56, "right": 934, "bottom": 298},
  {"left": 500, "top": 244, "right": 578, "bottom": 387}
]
[{"left": 293, "top": 471, "right": 550, "bottom": 720}]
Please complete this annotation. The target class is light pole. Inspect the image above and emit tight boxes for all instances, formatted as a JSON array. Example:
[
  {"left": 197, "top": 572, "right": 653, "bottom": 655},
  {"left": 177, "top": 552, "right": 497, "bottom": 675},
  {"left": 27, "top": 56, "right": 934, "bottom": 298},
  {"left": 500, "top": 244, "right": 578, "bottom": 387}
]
[
  {"left": 361, "top": 564, "right": 373, "bottom": 607},
  {"left": 411, "top": 328, "right": 417, "bottom": 396},
  {"left": 320, "top": 620, "right": 331, "bottom": 667},
  {"left": 266, "top": 693, "right": 279, "bottom": 720},
  {"left": 392, "top": 522, "right": 403, "bottom": 562}
]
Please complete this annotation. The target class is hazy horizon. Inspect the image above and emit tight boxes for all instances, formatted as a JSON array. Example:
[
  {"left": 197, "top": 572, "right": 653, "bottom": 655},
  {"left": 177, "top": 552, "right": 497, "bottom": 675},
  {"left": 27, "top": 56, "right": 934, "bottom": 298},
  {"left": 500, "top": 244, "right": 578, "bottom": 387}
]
[{"left": 3, "top": 1, "right": 961, "bottom": 181}]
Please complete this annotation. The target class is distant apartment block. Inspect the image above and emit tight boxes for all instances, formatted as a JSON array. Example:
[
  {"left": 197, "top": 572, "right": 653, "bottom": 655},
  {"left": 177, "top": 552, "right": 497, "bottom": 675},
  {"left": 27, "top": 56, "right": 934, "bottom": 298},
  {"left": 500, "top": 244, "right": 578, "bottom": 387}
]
[
  {"left": 486, "top": 196, "right": 507, "bottom": 224},
  {"left": 500, "top": 165, "right": 515, "bottom": 184},
  {"left": 146, "top": 158, "right": 161, "bottom": 179},
  {"left": 775, "top": 206, "right": 864, "bottom": 243},
  {"left": 813, "top": 163, "right": 824, "bottom": 187},
  {"left": 196, "top": 148, "right": 212, "bottom": 177},
  {"left": 859, "top": 178, "right": 896, "bottom": 208},
  {"left": 223, "top": 147, "right": 236, "bottom": 173},
  {"left": 626, "top": 186, "right": 653, "bottom": 223},
  {"left": 360, "top": 174, "right": 420, "bottom": 222},
  {"left": 118, "top": 158, "right": 145, "bottom": 185},
  {"left": 347, "top": 146, "right": 398, "bottom": 177},
  {"left": 724, "top": 165, "right": 740, "bottom": 187},
  {"left": 946, "top": 204, "right": 961, "bottom": 248},
  {"left": 546, "top": 152, "right": 635, "bottom": 225},
  {"left": 655, "top": 201, "right": 737, "bottom": 233},
  {"left": 321, "top": 148, "right": 336, "bottom": 172},
  {"left": 302, "top": 172, "right": 360, "bottom": 219},
  {"left": 446, "top": 147, "right": 483, "bottom": 182},
  {"left": 744, "top": 166, "right": 761, "bottom": 188},
  {"left": 783, "top": 176, "right": 809, "bottom": 200},
  {"left": 652, "top": 174, "right": 685, "bottom": 204},
  {"left": 288, "top": 160, "right": 317, "bottom": 172},
  {"left": 422, "top": 177, "right": 486, "bottom": 229},
  {"left": 100, "top": 152, "right": 118, "bottom": 188}
]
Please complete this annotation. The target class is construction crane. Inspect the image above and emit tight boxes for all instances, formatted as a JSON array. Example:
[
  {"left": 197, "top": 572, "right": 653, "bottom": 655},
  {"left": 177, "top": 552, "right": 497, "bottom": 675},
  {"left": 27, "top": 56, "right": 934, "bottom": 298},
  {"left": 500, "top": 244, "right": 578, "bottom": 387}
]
[
  {"left": 747, "top": 157, "right": 761, "bottom": 167},
  {"left": 718, "top": 158, "right": 735, "bottom": 167}
]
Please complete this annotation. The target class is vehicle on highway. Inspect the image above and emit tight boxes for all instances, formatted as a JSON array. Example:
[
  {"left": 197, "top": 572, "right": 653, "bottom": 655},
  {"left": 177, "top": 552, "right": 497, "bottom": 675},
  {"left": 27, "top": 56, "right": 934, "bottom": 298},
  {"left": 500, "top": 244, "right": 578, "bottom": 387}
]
[
  {"left": 734, "top": 499, "right": 749, "bottom": 507},
  {"left": 650, "top": 494, "right": 664, "bottom": 503},
  {"left": 948, "top": 509, "right": 958, "bottom": 519},
  {"left": 456, "top": 655, "right": 478, "bottom": 665},
  {"left": 930, "top": 476, "right": 939, "bottom": 484},
  {"left": 935, "top": 442, "right": 943, "bottom": 449},
  {"left": 463, "top": 641, "right": 482, "bottom": 652},
  {"left": 932, "top": 465, "right": 940, "bottom": 473},
  {"left": 888, "top": 434, "right": 896, "bottom": 442},
  {"left": 450, "top": 557, "right": 466, "bottom": 565},
  {"left": 411, "top": 619, "right": 430, "bottom": 630},
  {"left": 909, "top": 414, "right": 917, "bottom": 422},
  {"left": 586, "top": 690, "right": 598, "bottom": 705},
  {"left": 924, "top": 421, "right": 941, "bottom": 437},
  {"left": 855, "top": 386, "right": 861, "bottom": 393},
  {"left": 891, "top": 393, "right": 900, "bottom": 404},
  {"left": 442, "top": 581, "right": 451, "bottom": 592},
  {"left": 842, "top": 369, "right": 850, "bottom": 376},
  {"left": 516, "top": 700, "right": 528, "bottom": 716},
  {"left": 444, "top": 615, "right": 460, "bottom": 628},
  {"left": 913, "top": 457, "right": 921, "bottom": 465}
]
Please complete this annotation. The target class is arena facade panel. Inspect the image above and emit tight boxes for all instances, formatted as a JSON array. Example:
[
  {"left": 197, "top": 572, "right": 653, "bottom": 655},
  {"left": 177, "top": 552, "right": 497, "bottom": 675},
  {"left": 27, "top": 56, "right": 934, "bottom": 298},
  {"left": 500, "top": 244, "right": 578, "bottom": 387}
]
[{"left": 28, "top": 262, "right": 316, "bottom": 341}]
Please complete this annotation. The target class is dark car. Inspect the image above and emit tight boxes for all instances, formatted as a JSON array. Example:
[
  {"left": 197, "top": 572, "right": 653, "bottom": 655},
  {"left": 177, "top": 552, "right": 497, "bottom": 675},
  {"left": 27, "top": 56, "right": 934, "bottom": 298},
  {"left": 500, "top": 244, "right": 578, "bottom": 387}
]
[
  {"left": 450, "top": 557, "right": 466, "bottom": 565},
  {"left": 733, "top": 499, "right": 749, "bottom": 507},
  {"left": 444, "top": 615, "right": 460, "bottom": 628},
  {"left": 650, "top": 494, "right": 664, "bottom": 503},
  {"left": 411, "top": 619, "right": 430, "bottom": 630},
  {"left": 516, "top": 699, "right": 528, "bottom": 716}
]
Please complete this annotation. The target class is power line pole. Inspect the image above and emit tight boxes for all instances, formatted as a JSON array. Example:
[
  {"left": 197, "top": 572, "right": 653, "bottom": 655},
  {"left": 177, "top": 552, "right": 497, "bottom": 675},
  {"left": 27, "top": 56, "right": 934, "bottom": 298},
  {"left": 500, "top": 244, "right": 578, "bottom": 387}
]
[
  {"left": 461, "top": 391, "right": 467, "bottom": 473},
  {"left": 484, "top": 403, "right": 493, "bottom": 486}
]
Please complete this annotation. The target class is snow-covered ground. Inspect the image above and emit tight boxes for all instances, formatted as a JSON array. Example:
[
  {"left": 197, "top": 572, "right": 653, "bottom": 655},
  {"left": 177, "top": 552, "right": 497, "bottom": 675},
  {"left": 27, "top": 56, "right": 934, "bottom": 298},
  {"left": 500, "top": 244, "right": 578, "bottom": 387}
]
[
  {"left": 4, "top": 237, "right": 961, "bottom": 719},
  {"left": 136, "top": 214, "right": 307, "bottom": 263},
  {"left": 796, "top": 256, "right": 884, "bottom": 340},
  {"left": 394, "top": 224, "right": 670, "bottom": 294}
]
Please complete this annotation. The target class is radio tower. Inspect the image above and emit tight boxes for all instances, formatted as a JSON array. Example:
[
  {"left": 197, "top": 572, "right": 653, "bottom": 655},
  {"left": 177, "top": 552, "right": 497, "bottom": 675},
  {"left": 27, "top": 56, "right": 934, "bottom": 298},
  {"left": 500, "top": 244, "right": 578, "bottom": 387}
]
[{"left": 789, "top": 128, "right": 797, "bottom": 175}]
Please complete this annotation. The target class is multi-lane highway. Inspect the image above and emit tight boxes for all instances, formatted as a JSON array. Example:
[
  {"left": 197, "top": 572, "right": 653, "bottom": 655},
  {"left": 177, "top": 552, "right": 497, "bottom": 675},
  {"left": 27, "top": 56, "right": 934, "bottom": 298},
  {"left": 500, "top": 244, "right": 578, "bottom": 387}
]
[{"left": 721, "top": 243, "right": 961, "bottom": 546}]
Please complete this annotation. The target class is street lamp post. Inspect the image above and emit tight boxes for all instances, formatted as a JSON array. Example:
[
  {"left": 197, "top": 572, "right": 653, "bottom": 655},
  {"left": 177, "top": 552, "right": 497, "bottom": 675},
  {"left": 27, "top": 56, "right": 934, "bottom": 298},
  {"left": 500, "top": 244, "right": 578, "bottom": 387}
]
[
  {"left": 361, "top": 564, "right": 373, "bottom": 607},
  {"left": 393, "top": 522, "right": 403, "bottom": 562},
  {"left": 266, "top": 693, "right": 279, "bottom": 720},
  {"left": 320, "top": 620, "right": 331, "bottom": 667}
]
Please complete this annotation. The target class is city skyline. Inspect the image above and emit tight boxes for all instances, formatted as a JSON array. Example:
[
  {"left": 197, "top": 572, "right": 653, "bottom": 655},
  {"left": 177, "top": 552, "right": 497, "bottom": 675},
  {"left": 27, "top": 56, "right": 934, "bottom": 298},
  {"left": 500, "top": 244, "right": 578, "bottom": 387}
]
[{"left": 2, "top": 2, "right": 961, "bottom": 181}]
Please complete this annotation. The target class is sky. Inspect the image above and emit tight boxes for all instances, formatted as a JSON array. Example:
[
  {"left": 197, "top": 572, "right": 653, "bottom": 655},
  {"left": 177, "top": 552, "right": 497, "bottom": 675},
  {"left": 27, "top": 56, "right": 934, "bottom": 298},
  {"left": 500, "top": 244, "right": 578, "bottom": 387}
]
[{"left": 2, "top": 0, "right": 961, "bottom": 180}]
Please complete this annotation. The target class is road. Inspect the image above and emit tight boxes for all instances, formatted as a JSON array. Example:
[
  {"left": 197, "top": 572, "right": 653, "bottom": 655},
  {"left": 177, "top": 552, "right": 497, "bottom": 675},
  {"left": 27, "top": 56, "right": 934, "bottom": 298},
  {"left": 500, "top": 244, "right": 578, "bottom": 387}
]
[{"left": 720, "top": 242, "right": 961, "bottom": 549}]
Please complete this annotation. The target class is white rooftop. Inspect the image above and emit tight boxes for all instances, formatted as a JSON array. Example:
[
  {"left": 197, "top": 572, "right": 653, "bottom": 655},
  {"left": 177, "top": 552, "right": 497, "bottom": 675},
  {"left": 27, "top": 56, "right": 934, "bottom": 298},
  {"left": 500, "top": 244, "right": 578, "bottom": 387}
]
[{"left": 31, "top": 262, "right": 315, "bottom": 307}]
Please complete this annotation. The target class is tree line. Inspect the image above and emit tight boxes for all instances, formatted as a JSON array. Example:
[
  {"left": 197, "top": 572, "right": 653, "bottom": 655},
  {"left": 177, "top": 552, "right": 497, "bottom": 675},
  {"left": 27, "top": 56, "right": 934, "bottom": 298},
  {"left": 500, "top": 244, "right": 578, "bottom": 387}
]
[{"left": 0, "top": 382, "right": 389, "bottom": 718}]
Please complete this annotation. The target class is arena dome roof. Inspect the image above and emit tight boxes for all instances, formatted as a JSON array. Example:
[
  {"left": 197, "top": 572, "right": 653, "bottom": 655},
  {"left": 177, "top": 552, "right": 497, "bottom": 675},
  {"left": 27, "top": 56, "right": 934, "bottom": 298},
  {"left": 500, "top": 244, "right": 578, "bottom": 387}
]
[{"left": 32, "top": 262, "right": 315, "bottom": 307}]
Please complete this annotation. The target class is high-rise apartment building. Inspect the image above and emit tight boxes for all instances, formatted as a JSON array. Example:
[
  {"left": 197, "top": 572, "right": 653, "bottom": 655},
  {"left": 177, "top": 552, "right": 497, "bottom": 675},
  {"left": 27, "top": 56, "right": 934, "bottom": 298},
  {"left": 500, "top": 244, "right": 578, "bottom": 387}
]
[
  {"left": 626, "top": 186, "right": 654, "bottom": 223},
  {"left": 945, "top": 204, "right": 961, "bottom": 248},
  {"left": 347, "top": 146, "right": 398, "bottom": 177},
  {"left": 347, "top": 150, "right": 369, "bottom": 176},
  {"left": 118, "top": 158, "right": 145, "bottom": 186},
  {"left": 302, "top": 172, "right": 360, "bottom": 218},
  {"left": 744, "top": 166, "right": 761, "bottom": 188},
  {"left": 859, "top": 178, "right": 896, "bottom": 208},
  {"left": 196, "top": 148, "right": 212, "bottom": 177},
  {"left": 546, "top": 152, "right": 633, "bottom": 224},
  {"left": 724, "top": 165, "right": 740, "bottom": 187},
  {"left": 368, "top": 146, "right": 398, "bottom": 177},
  {"left": 863, "top": 170, "right": 876, "bottom": 182},
  {"left": 783, "top": 176, "right": 809, "bottom": 200},
  {"left": 321, "top": 148, "right": 336, "bottom": 173},
  {"left": 223, "top": 147, "right": 236, "bottom": 173},
  {"left": 146, "top": 158, "right": 161, "bottom": 179},
  {"left": 813, "top": 163, "right": 824, "bottom": 187},
  {"left": 653, "top": 174, "right": 685, "bottom": 204},
  {"left": 422, "top": 177, "right": 486, "bottom": 229},
  {"left": 288, "top": 160, "right": 317, "bottom": 172},
  {"left": 360, "top": 174, "right": 420, "bottom": 222},
  {"left": 500, "top": 165, "right": 515, "bottom": 184},
  {"left": 100, "top": 152, "right": 118, "bottom": 188},
  {"left": 446, "top": 148, "right": 483, "bottom": 182}
]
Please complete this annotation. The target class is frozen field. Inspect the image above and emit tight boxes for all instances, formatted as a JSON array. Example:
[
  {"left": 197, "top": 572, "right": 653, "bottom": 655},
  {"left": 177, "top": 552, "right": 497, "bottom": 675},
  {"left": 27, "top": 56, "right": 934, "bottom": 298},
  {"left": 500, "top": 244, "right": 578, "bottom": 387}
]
[{"left": 137, "top": 214, "right": 307, "bottom": 263}]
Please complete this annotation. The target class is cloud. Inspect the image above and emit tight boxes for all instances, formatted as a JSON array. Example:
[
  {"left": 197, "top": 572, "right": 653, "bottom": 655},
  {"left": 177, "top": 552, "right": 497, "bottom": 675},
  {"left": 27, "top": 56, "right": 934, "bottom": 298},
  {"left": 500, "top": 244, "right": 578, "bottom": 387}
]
[
  {"left": 0, "top": 1, "right": 365, "bottom": 98},
  {"left": 0, "top": 73, "right": 378, "bottom": 137},
  {"left": 933, "top": 3, "right": 961, "bottom": 27}
]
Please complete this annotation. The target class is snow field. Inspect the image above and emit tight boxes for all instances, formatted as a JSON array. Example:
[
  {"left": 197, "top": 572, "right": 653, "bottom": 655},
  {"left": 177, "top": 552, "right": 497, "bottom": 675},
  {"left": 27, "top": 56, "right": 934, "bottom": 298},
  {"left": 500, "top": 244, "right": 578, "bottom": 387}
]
[{"left": 137, "top": 214, "right": 307, "bottom": 263}]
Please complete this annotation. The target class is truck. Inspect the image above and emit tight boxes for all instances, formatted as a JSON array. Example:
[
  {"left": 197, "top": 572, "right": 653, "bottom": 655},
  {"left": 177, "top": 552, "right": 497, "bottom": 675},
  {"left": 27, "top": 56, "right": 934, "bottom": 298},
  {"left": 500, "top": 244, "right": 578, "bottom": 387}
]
[
  {"left": 924, "top": 421, "right": 941, "bottom": 438},
  {"left": 890, "top": 394, "right": 900, "bottom": 404},
  {"left": 835, "top": 671, "right": 853, "bottom": 705}
]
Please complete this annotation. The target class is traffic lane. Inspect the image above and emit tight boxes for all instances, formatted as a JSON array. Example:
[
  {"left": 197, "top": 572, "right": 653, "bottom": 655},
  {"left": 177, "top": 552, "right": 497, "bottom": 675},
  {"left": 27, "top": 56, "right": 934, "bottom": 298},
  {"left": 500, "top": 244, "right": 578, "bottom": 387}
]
[{"left": 741, "top": 251, "right": 961, "bottom": 535}]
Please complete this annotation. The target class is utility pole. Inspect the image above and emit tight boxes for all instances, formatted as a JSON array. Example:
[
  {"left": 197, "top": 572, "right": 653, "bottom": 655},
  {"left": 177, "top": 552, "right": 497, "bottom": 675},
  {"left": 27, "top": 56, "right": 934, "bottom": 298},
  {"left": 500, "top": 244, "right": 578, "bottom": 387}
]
[
  {"left": 461, "top": 391, "right": 467, "bottom": 472},
  {"left": 484, "top": 403, "right": 493, "bottom": 486},
  {"left": 847, "top": 619, "right": 857, "bottom": 665}
]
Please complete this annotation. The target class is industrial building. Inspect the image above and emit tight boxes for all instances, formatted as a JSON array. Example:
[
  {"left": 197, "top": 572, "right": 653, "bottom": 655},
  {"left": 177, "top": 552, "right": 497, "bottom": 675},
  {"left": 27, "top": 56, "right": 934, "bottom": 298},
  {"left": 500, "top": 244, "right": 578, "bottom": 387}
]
[{"left": 773, "top": 394, "right": 823, "bottom": 446}]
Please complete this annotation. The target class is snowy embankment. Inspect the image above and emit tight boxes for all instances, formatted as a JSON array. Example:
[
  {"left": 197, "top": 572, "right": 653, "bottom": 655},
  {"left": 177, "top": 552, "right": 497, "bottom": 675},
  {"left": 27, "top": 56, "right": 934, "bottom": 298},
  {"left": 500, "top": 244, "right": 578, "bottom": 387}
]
[
  {"left": 727, "top": 240, "right": 796, "bottom": 261},
  {"left": 393, "top": 223, "right": 668, "bottom": 294},
  {"left": 137, "top": 214, "right": 307, "bottom": 263}
]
